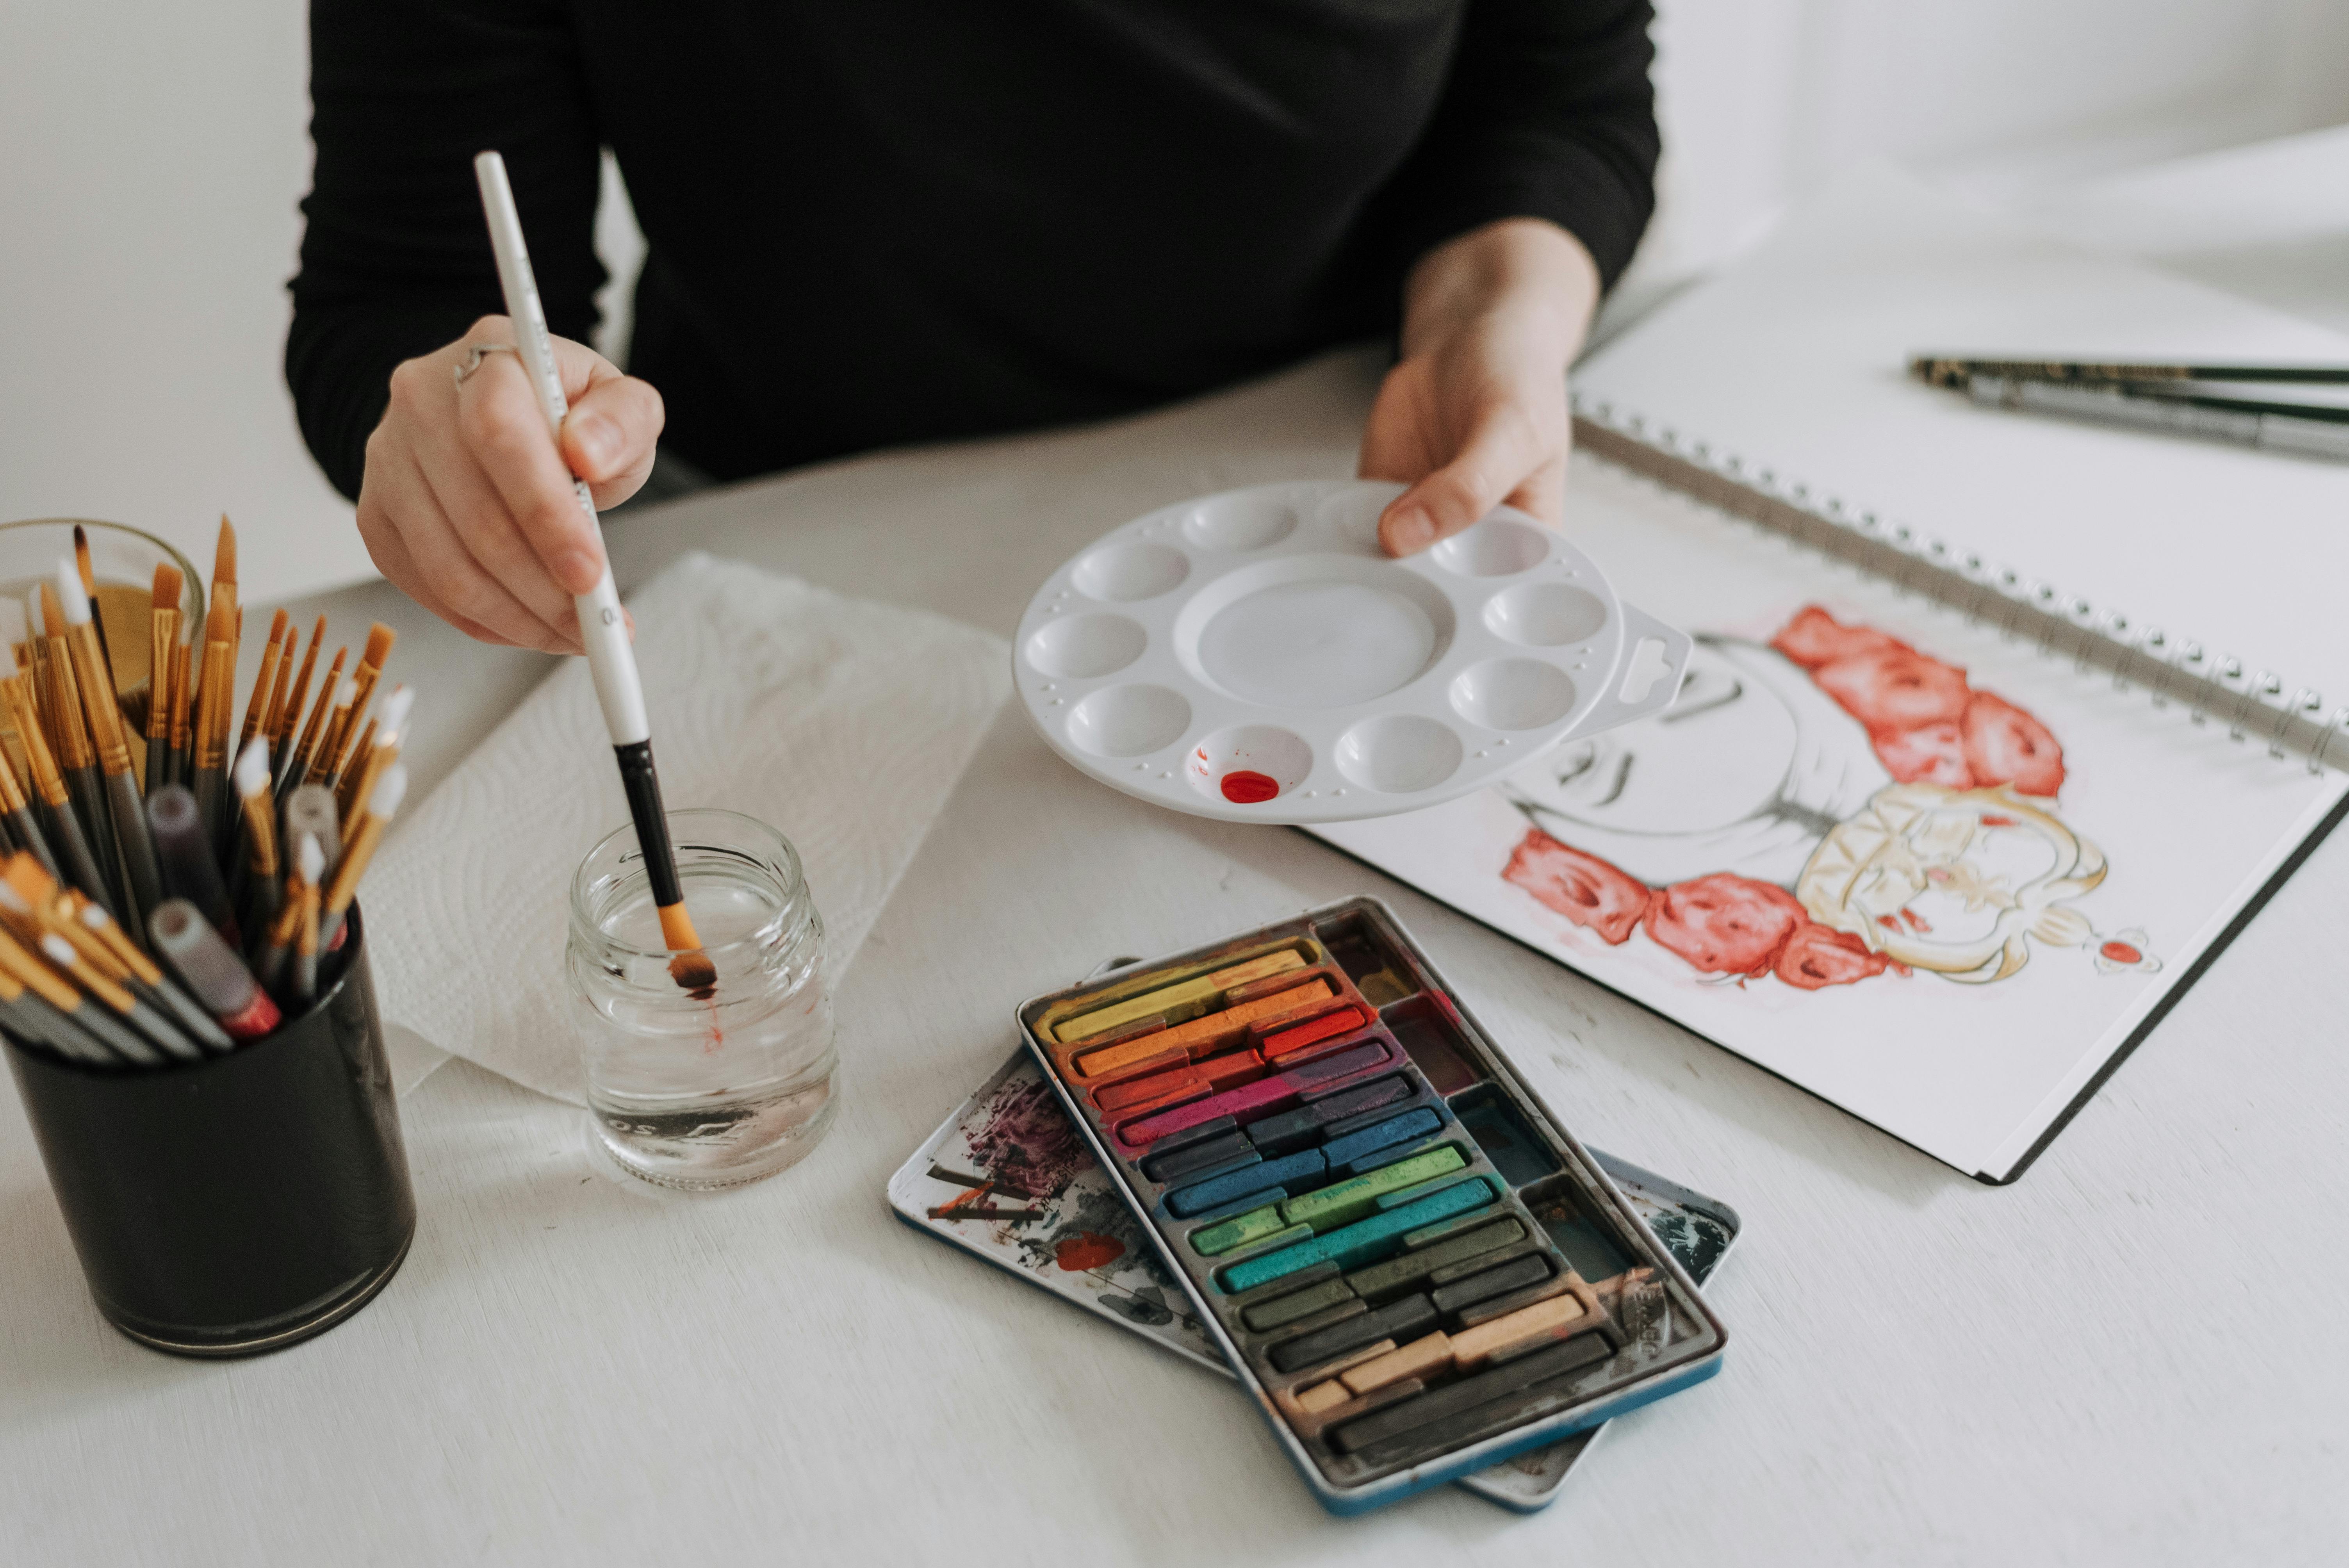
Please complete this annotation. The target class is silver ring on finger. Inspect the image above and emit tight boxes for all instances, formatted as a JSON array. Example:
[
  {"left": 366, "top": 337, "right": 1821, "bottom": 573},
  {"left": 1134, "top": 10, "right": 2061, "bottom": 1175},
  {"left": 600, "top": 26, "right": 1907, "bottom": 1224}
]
[{"left": 453, "top": 342, "right": 522, "bottom": 388}]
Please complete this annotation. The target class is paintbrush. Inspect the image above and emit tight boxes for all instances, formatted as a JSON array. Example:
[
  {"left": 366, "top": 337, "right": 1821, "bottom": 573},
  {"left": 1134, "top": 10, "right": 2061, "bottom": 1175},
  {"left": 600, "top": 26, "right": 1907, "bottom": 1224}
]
[
  {"left": 0, "top": 718, "right": 59, "bottom": 883},
  {"left": 325, "top": 624, "right": 395, "bottom": 784},
  {"left": 34, "top": 584, "right": 122, "bottom": 913},
  {"left": 273, "top": 617, "right": 324, "bottom": 762},
  {"left": 475, "top": 149, "right": 715, "bottom": 995},
  {"left": 280, "top": 646, "right": 345, "bottom": 798},
  {"left": 0, "top": 654, "right": 108, "bottom": 907},
  {"left": 188, "top": 593, "right": 237, "bottom": 853},
  {"left": 337, "top": 684, "right": 410, "bottom": 832},
  {"left": 256, "top": 832, "right": 319, "bottom": 996},
  {"left": 54, "top": 884, "right": 233, "bottom": 1053},
  {"left": 239, "top": 609, "right": 291, "bottom": 762},
  {"left": 146, "top": 564, "right": 182, "bottom": 796},
  {"left": 166, "top": 636, "right": 192, "bottom": 789},
  {"left": 0, "top": 925, "right": 157, "bottom": 1066},
  {"left": 70, "top": 527, "right": 121, "bottom": 715},
  {"left": 232, "top": 739, "right": 281, "bottom": 937},
  {"left": 0, "top": 875, "right": 201, "bottom": 1062},
  {"left": 283, "top": 783, "right": 341, "bottom": 885},
  {"left": 320, "top": 763, "right": 403, "bottom": 952},
  {"left": 57, "top": 561, "right": 164, "bottom": 936},
  {"left": 0, "top": 959, "right": 112, "bottom": 1065}
]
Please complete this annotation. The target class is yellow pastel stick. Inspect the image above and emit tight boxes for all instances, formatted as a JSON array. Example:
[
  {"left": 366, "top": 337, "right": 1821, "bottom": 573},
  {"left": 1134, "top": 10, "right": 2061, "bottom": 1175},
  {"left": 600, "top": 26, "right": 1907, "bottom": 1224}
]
[
  {"left": 1073, "top": 978, "right": 1334, "bottom": 1079},
  {"left": 1051, "top": 948, "right": 1305, "bottom": 1043}
]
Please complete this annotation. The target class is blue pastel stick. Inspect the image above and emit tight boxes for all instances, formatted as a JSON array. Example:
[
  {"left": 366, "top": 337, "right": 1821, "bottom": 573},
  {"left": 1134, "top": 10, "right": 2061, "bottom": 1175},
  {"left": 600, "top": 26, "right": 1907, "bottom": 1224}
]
[
  {"left": 1219, "top": 1178, "right": 1499, "bottom": 1294},
  {"left": 1167, "top": 1148, "right": 1327, "bottom": 1217},
  {"left": 1318, "top": 1108, "right": 1441, "bottom": 1169}
]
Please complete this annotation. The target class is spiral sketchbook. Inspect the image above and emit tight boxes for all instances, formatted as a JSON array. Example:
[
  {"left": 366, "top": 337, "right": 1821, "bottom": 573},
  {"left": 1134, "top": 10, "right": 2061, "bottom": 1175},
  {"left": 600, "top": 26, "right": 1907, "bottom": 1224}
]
[{"left": 1314, "top": 167, "right": 2349, "bottom": 1183}]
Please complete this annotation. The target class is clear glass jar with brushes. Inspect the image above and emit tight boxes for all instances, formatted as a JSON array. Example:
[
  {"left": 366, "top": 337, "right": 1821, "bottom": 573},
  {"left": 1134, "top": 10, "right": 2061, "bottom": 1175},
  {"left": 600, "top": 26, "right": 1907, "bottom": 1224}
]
[{"left": 565, "top": 808, "right": 838, "bottom": 1189}]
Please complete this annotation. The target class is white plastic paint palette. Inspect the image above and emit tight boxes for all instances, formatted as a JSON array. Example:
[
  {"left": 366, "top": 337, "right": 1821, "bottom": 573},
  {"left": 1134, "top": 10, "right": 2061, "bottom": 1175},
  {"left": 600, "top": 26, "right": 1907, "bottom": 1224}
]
[{"left": 1017, "top": 481, "right": 1692, "bottom": 824}]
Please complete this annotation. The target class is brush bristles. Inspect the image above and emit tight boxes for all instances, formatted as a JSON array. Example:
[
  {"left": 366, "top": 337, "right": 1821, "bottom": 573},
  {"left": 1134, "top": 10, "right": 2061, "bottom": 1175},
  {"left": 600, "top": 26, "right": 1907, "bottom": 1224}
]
[
  {"left": 152, "top": 563, "right": 182, "bottom": 609},
  {"left": 362, "top": 623, "right": 396, "bottom": 669},
  {"left": 214, "top": 516, "right": 237, "bottom": 588}
]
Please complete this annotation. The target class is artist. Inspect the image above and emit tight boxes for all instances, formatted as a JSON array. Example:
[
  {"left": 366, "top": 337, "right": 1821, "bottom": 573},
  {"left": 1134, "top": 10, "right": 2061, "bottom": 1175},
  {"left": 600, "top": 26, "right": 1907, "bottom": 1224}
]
[{"left": 287, "top": 2, "right": 1659, "bottom": 655}]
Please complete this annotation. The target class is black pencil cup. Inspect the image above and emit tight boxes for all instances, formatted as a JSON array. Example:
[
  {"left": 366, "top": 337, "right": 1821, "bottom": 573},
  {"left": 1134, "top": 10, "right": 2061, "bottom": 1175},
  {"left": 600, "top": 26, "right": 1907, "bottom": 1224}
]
[{"left": 2, "top": 910, "right": 416, "bottom": 1357}]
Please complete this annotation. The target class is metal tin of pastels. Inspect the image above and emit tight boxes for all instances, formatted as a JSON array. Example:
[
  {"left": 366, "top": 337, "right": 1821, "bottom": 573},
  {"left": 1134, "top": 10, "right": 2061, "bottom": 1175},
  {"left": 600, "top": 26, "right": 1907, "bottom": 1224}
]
[
  {"left": 1013, "top": 896, "right": 1730, "bottom": 1516},
  {"left": 887, "top": 1044, "right": 1743, "bottom": 1515},
  {"left": 1013, "top": 481, "right": 1693, "bottom": 824}
]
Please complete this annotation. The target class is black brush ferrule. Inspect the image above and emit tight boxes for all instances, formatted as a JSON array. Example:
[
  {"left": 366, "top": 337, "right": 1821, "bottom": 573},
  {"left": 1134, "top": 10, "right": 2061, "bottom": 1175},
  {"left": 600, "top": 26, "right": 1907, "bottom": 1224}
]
[{"left": 614, "top": 741, "right": 684, "bottom": 910}]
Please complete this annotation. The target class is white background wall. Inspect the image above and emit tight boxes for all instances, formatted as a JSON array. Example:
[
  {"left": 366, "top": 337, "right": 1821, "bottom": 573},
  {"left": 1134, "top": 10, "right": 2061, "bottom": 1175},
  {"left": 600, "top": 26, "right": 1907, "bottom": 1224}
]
[{"left": 4, "top": 2, "right": 2345, "bottom": 604}]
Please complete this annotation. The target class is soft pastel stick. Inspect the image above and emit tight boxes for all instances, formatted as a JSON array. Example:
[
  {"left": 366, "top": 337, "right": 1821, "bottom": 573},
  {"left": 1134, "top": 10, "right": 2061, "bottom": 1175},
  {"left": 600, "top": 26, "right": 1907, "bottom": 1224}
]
[
  {"left": 1431, "top": 1253, "right": 1553, "bottom": 1315},
  {"left": 1166, "top": 1147, "right": 1326, "bottom": 1217},
  {"left": 1340, "top": 1329, "right": 1458, "bottom": 1396},
  {"left": 1450, "top": 1290, "right": 1592, "bottom": 1368},
  {"left": 1258, "top": 1004, "right": 1370, "bottom": 1060},
  {"left": 1092, "top": 1047, "right": 1262, "bottom": 1113},
  {"left": 1219, "top": 1178, "right": 1497, "bottom": 1292},
  {"left": 1115, "top": 1037, "right": 1397, "bottom": 1151},
  {"left": 1139, "top": 1131, "right": 1258, "bottom": 1185},
  {"left": 1343, "top": 1217, "right": 1526, "bottom": 1300},
  {"left": 1241, "top": 1276, "right": 1358, "bottom": 1333},
  {"left": 1269, "top": 1294, "right": 1436, "bottom": 1373},
  {"left": 1331, "top": 1331, "right": 1613, "bottom": 1458},
  {"left": 1317, "top": 1108, "right": 1441, "bottom": 1169},
  {"left": 1074, "top": 978, "right": 1334, "bottom": 1078},
  {"left": 1243, "top": 1075, "right": 1412, "bottom": 1154},
  {"left": 1191, "top": 1206, "right": 1308, "bottom": 1257},
  {"left": 1052, "top": 948, "right": 1306, "bottom": 1043},
  {"left": 1278, "top": 1146, "right": 1466, "bottom": 1233}
]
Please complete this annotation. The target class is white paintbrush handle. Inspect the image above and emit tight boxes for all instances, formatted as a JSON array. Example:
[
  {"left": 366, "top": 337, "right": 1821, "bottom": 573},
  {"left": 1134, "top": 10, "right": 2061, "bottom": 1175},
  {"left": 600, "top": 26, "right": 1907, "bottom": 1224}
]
[{"left": 474, "top": 151, "right": 649, "bottom": 747}]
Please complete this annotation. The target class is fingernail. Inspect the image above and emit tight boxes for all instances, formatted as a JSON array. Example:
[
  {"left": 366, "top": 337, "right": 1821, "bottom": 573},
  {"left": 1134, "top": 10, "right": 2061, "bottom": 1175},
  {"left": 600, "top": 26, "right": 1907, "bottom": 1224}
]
[
  {"left": 1386, "top": 507, "right": 1435, "bottom": 556},
  {"left": 571, "top": 413, "right": 618, "bottom": 473},
  {"left": 555, "top": 548, "right": 602, "bottom": 593}
]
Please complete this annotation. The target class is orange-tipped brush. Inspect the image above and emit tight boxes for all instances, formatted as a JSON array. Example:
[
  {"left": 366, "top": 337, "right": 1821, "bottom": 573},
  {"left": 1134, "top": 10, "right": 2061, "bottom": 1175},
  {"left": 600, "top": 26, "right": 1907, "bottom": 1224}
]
[{"left": 145, "top": 564, "right": 182, "bottom": 795}]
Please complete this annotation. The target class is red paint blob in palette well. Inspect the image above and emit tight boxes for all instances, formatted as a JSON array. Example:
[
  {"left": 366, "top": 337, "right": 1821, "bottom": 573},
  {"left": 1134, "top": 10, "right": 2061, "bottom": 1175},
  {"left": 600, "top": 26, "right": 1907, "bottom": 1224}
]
[
  {"left": 1219, "top": 769, "right": 1280, "bottom": 804},
  {"left": 1018, "top": 899, "right": 1727, "bottom": 1512}
]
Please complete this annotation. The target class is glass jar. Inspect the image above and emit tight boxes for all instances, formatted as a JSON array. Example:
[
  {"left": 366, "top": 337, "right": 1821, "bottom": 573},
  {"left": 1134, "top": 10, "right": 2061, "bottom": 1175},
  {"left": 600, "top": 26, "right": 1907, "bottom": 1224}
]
[{"left": 566, "top": 808, "right": 838, "bottom": 1189}]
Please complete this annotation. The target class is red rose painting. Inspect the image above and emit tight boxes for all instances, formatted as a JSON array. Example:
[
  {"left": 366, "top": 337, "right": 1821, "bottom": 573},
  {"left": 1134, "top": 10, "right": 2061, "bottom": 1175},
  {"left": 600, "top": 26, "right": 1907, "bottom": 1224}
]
[
  {"left": 1775, "top": 924, "right": 1896, "bottom": 990},
  {"left": 1961, "top": 691, "right": 2066, "bottom": 797},
  {"left": 1771, "top": 605, "right": 1902, "bottom": 669},
  {"left": 1497, "top": 605, "right": 2087, "bottom": 994},
  {"left": 1644, "top": 874, "right": 1805, "bottom": 975},
  {"left": 1873, "top": 720, "right": 1972, "bottom": 788},
  {"left": 1812, "top": 645, "right": 1972, "bottom": 736},
  {"left": 1504, "top": 830, "right": 1651, "bottom": 943}
]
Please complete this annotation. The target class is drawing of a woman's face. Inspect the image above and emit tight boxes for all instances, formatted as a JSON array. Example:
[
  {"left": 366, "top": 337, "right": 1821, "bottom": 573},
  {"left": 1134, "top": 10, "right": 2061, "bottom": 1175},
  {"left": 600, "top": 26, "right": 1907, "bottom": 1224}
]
[
  {"left": 1533, "top": 644, "right": 1802, "bottom": 836},
  {"left": 1506, "top": 638, "right": 1891, "bottom": 890}
]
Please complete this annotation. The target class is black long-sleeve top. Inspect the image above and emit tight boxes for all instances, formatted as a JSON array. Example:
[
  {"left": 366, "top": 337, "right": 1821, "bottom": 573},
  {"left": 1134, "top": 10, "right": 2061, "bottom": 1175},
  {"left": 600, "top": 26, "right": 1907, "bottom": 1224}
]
[{"left": 288, "top": 1, "right": 1658, "bottom": 498}]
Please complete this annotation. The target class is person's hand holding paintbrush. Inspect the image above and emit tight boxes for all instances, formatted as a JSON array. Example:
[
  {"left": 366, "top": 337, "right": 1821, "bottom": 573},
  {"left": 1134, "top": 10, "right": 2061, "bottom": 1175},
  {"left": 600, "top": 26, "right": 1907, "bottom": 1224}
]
[{"left": 472, "top": 151, "right": 714, "bottom": 996}]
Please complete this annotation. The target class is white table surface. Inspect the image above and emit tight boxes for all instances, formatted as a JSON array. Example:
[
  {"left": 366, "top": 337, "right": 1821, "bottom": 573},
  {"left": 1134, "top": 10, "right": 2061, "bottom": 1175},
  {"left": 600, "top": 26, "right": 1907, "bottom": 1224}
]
[{"left": 9, "top": 151, "right": 2349, "bottom": 1561}]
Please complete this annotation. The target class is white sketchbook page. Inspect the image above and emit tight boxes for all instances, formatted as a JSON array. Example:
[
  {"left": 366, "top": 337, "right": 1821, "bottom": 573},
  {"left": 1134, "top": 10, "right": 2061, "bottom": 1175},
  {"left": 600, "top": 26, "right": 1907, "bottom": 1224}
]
[
  {"left": 1574, "top": 164, "right": 2349, "bottom": 706},
  {"left": 1315, "top": 460, "right": 2347, "bottom": 1180}
]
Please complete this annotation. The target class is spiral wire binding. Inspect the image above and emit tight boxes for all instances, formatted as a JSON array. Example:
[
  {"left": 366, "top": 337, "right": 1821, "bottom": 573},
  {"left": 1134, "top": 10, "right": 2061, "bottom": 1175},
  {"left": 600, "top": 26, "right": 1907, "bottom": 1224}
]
[{"left": 1568, "top": 394, "right": 2349, "bottom": 777}]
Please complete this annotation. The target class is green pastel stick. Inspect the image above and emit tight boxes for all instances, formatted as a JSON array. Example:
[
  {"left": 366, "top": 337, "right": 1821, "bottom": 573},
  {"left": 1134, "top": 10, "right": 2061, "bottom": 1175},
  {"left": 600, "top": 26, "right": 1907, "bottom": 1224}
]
[
  {"left": 1220, "top": 1179, "right": 1497, "bottom": 1294},
  {"left": 1191, "top": 1205, "right": 1306, "bottom": 1257},
  {"left": 1278, "top": 1145, "right": 1467, "bottom": 1233}
]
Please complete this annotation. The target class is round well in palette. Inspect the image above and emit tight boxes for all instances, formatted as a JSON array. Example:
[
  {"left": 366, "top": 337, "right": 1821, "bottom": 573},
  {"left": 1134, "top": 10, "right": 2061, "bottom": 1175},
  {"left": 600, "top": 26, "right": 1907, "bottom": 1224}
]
[{"left": 1015, "top": 479, "right": 1692, "bottom": 824}]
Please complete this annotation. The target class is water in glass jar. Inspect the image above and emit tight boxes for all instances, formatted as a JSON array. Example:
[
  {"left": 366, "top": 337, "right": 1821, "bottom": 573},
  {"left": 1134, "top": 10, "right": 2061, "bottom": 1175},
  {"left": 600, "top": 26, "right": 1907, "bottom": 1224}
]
[{"left": 570, "top": 857, "right": 838, "bottom": 1190}]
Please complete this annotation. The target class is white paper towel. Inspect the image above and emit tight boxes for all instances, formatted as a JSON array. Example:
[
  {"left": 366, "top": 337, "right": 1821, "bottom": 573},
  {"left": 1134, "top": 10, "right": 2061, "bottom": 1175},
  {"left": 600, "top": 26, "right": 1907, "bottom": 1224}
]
[{"left": 365, "top": 551, "right": 1010, "bottom": 1102}]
